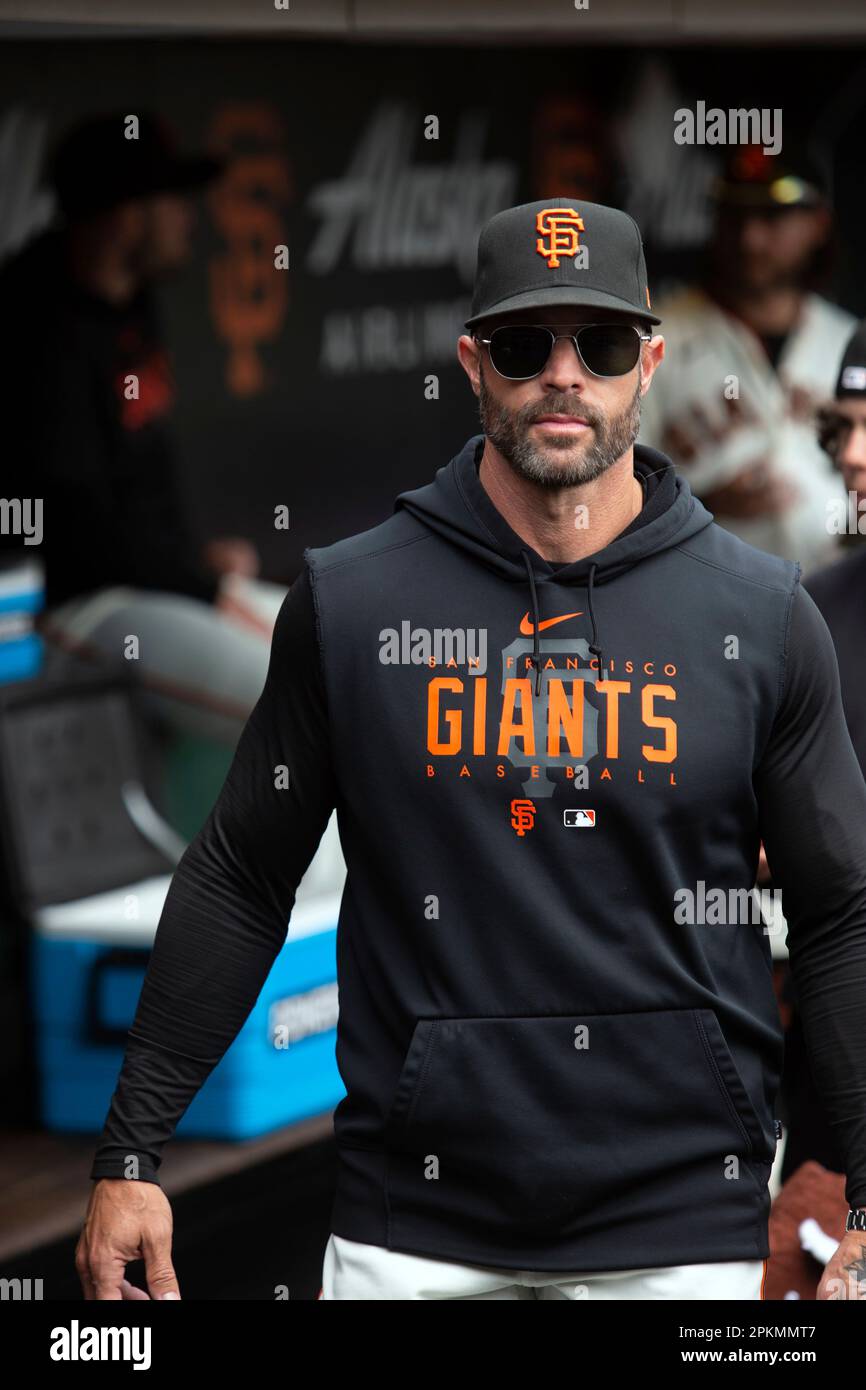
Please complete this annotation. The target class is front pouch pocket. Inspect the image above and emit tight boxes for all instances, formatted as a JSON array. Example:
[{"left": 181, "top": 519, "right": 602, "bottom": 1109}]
[{"left": 384, "top": 1009, "right": 772, "bottom": 1257}]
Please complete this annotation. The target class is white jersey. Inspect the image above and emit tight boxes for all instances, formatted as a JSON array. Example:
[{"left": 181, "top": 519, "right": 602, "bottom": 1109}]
[{"left": 638, "top": 286, "right": 855, "bottom": 575}]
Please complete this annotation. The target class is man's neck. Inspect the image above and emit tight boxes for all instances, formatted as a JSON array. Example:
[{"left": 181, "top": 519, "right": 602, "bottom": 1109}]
[{"left": 477, "top": 441, "right": 644, "bottom": 564}]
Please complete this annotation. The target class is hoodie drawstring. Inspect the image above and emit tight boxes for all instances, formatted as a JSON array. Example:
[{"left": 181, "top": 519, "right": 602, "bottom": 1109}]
[
  {"left": 586, "top": 562, "right": 605, "bottom": 678},
  {"left": 520, "top": 549, "right": 603, "bottom": 694},
  {"left": 520, "top": 549, "right": 544, "bottom": 695}
]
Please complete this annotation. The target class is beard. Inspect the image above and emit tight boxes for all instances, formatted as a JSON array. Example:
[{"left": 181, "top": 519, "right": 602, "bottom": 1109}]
[
  {"left": 736, "top": 256, "right": 802, "bottom": 295},
  {"left": 710, "top": 234, "right": 816, "bottom": 299},
  {"left": 478, "top": 362, "right": 643, "bottom": 489}
]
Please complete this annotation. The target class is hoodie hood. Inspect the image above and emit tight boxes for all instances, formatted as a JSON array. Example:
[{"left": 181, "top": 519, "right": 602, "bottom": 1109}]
[{"left": 395, "top": 433, "right": 713, "bottom": 693}]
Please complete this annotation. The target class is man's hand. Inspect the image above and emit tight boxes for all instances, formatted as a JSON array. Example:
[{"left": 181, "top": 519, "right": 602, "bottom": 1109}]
[
  {"left": 701, "top": 461, "right": 800, "bottom": 520},
  {"left": 215, "top": 571, "right": 277, "bottom": 638},
  {"left": 660, "top": 393, "right": 762, "bottom": 466},
  {"left": 817, "top": 1232, "right": 866, "bottom": 1299},
  {"left": 75, "top": 1178, "right": 181, "bottom": 1301},
  {"left": 202, "top": 536, "right": 260, "bottom": 579}
]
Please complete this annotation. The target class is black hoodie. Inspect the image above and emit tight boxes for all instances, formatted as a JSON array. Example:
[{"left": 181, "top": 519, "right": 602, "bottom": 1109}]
[{"left": 91, "top": 436, "right": 866, "bottom": 1274}]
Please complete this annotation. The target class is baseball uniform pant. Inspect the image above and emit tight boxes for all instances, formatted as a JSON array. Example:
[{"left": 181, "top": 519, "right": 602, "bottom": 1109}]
[{"left": 319, "top": 1233, "right": 768, "bottom": 1300}]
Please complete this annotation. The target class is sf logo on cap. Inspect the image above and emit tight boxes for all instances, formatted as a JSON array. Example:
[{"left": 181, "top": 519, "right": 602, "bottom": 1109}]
[{"left": 536, "top": 207, "right": 585, "bottom": 268}]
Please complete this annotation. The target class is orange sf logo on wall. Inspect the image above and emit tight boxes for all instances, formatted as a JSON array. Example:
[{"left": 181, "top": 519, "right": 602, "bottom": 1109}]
[
  {"left": 207, "top": 104, "right": 293, "bottom": 397},
  {"left": 536, "top": 207, "right": 585, "bottom": 268}
]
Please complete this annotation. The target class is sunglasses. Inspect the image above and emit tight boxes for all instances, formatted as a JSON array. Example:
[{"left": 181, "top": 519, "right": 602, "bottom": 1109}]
[{"left": 474, "top": 323, "right": 652, "bottom": 381}]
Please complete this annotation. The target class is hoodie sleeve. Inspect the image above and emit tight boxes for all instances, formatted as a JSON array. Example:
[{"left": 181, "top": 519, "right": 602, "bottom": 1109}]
[
  {"left": 89, "top": 563, "right": 337, "bottom": 1184},
  {"left": 754, "top": 581, "right": 866, "bottom": 1211}
]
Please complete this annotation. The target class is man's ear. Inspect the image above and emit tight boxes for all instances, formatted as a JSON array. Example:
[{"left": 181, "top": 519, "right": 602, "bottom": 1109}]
[
  {"left": 457, "top": 332, "right": 484, "bottom": 395},
  {"left": 639, "top": 334, "right": 665, "bottom": 396}
]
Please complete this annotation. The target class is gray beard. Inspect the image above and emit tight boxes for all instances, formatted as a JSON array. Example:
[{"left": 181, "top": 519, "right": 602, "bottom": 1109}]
[{"left": 478, "top": 366, "right": 643, "bottom": 489}]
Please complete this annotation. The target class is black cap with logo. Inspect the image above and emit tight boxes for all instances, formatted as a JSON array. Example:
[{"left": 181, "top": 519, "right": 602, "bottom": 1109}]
[
  {"left": 711, "top": 143, "right": 829, "bottom": 211},
  {"left": 48, "top": 112, "right": 226, "bottom": 219},
  {"left": 835, "top": 321, "right": 866, "bottom": 399},
  {"left": 465, "top": 197, "right": 661, "bottom": 331}
]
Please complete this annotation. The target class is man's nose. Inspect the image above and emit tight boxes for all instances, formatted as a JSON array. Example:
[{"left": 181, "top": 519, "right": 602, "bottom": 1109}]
[
  {"left": 840, "top": 423, "right": 866, "bottom": 472},
  {"left": 740, "top": 217, "right": 773, "bottom": 254},
  {"left": 842, "top": 469, "right": 866, "bottom": 517},
  {"left": 538, "top": 334, "right": 591, "bottom": 391}
]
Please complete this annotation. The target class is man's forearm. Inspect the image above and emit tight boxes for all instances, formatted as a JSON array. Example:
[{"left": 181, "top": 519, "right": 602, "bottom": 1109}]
[
  {"left": 788, "top": 920, "right": 866, "bottom": 1210},
  {"left": 88, "top": 564, "right": 337, "bottom": 1183},
  {"left": 89, "top": 823, "right": 295, "bottom": 1184},
  {"left": 90, "top": 1035, "right": 218, "bottom": 1184},
  {"left": 755, "top": 581, "right": 866, "bottom": 1212}
]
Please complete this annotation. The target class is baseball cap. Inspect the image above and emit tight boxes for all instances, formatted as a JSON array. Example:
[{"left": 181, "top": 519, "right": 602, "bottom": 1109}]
[
  {"left": 835, "top": 321, "right": 866, "bottom": 399},
  {"left": 465, "top": 197, "right": 661, "bottom": 331},
  {"left": 711, "top": 144, "right": 829, "bottom": 211},
  {"left": 48, "top": 111, "right": 226, "bottom": 219}
]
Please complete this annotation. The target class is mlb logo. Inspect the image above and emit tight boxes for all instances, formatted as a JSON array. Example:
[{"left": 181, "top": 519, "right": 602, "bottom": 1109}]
[{"left": 564, "top": 809, "right": 596, "bottom": 828}]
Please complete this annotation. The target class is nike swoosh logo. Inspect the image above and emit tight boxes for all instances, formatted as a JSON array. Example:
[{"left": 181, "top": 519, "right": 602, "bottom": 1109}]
[{"left": 519, "top": 611, "right": 584, "bottom": 635}]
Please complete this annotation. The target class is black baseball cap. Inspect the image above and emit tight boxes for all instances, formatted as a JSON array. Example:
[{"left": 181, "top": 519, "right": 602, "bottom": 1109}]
[
  {"left": 835, "top": 321, "right": 866, "bottom": 399},
  {"left": 711, "top": 144, "right": 829, "bottom": 211},
  {"left": 48, "top": 111, "right": 226, "bottom": 219},
  {"left": 465, "top": 197, "right": 661, "bottom": 331}
]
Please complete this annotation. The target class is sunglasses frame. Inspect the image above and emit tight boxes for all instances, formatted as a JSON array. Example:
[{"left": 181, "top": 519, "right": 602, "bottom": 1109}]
[{"left": 474, "top": 322, "right": 653, "bottom": 381}]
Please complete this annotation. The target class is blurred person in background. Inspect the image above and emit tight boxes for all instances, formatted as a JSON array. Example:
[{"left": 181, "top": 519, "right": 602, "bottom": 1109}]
[
  {"left": 769, "top": 321, "right": 866, "bottom": 1191},
  {"left": 639, "top": 143, "right": 853, "bottom": 575},
  {"left": 806, "top": 320, "right": 866, "bottom": 772},
  {"left": 0, "top": 112, "right": 286, "bottom": 745}
]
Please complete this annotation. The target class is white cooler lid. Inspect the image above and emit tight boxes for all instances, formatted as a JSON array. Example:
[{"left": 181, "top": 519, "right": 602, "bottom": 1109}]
[{"left": 32, "top": 812, "right": 346, "bottom": 946}]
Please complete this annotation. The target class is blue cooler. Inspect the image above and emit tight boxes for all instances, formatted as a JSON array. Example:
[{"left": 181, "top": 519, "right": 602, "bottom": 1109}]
[
  {"left": 0, "top": 556, "right": 45, "bottom": 683},
  {"left": 30, "top": 813, "right": 347, "bottom": 1139}
]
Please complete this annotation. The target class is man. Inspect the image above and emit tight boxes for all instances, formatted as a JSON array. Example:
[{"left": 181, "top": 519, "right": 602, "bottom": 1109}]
[
  {"left": 77, "top": 199, "right": 866, "bottom": 1301},
  {"left": 638, "top": 145, "right": 853, "bottom": 576},
  {"left": 0, "top": 112, "right": 285, "bottom": 744},
  {"left": 806, "top": 321, "right": 866, "bottom": 774},
  {"left": 773, "top": 322, "right": 866, "bottom": 1192}
]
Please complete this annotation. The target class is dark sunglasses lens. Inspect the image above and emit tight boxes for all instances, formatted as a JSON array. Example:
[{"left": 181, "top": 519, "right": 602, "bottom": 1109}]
[
  {"left": 488, "top": 327, "right": 552, "bottom": 378},
  {"left": 577, "top": 325, "right": 641, "bottom": 376}
]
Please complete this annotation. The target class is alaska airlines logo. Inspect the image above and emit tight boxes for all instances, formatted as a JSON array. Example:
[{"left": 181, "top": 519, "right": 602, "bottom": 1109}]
[
  {"left": 425, "top": 610, "right": 679, "bottom": 795},
  {"left": 536, "top": 207, "right": 585, "bottom": 268}
]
